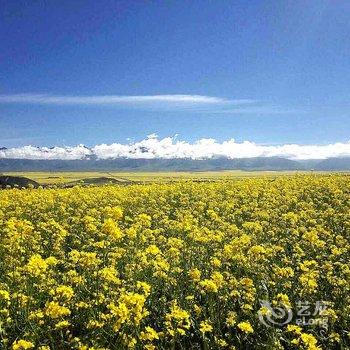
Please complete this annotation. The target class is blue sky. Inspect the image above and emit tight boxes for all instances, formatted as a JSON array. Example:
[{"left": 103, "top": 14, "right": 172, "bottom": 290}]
[{"left": 1, "top": 0, "right": 350, "bottom": 148}]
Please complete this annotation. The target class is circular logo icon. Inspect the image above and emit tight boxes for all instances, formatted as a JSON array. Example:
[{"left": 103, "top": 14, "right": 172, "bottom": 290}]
[{"left": 259, "top": 300, "right": 293, "bottom": 327}]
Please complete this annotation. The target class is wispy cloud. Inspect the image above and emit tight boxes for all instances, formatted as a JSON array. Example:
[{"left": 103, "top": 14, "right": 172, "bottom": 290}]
[
  {"left": 1, "top": 135, "right": 350, "bottom": 160},
  {"left": 0, "top": 93, "right": 251, "bottom": 106},
  {"left": 206, "top": 106, "right": 308, "bottom": 115}
]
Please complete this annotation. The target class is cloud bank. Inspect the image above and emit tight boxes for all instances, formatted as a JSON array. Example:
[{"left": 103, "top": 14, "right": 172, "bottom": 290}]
[{"left": 1, "top": 135, "right": 350, "bottom": 160}]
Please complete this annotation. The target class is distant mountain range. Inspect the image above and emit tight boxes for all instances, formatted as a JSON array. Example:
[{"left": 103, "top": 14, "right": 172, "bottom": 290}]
[{"left": 1, "top": 157, "right": 350, "bottom": 171}]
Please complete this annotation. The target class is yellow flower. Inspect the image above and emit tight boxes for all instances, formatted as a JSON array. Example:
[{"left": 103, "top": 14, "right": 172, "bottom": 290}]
[
  {"left": 109, "top": 292, "right": 149, "bottom": 331},
  {"left": 216, "top": 338, "right": 228, "bottom": 347},
  {"left": 237, "top": 321, "right": 254, "bottom": 334},
  {"left": 165, "top": 301, "right": 191, "bottom": 336},
  {"left": 99, "top": 266, "right": 120, "bottom": 284},
  {"left": 146, "top": 244, "right": 161, "bottom": 256},
  {"left": 144, "top": 345, "right": 156, "bottom": 350},
  {"left": 55, "top": 320, "right": 70, "bottom": 329},
  {"left": 86, "top": 319, "right": 105, "bottom": 329},
  {"left": 226, "top": 311, "right": 237, "bottom": 326},
  {"left": 51, "top": 285, "right": 74, "bottom": 300},
  {"left": 199, "top": 321, "right": 213, "bottom": 335},
  {"left": 76, "top": 301, "right": 89, "bottom": 309},
  {"left": 140, "top": 326, "right": 159, "bottom": 341},
  {"left": 299, "top": 273, "right": 318, "bottom": 293},
  {"left": 210, "top": 257, "right": 221, "bottom": 267},
  {"left": 102, "top": 219, "right": 123, "bottom": 240},
  {"left": 0, "top": 289, "right": 10, "bottom": 302},
  {"left": 188, "top": 268, "right": 201, "bottom": 281},
  {"left": 329, "top": 332, "right": 340, "bottom": 343},
  {"left": 199, "top": 279, "right": 218, "bottom": 293},
  {"left": 109, "top": 206, "right": 123, "bottom": 220},
  {"left": 136, "top": 281, "right": 151, "bottom": 296},
  {"left": 12, "top": 340, "right": 34, "bottom": 350},
  {"left": 26, "top": 254, "right": 48, "bottom": 277},
  {"left": 274, "top": 293, "right": 291, "bottom": 308},
  {"left": 211, "top": 271, "right": 225, "bottom": 288},
  {"left": 45, "top": 301, "right": 71, "bottom": 319},
  {"left": 287, "top": 324, "right": 302, "bottom": 335},
  {"left": 193, "top": 304, "right": 202, "bottom": 315},
  {"left": 300, "top": 333, "right": 321, "bottom": 350},
  {"left": 1, "top": 175, "right": 350, "bottom": 349},
  {"left": 249, "top": 245, "right": 267, "bottom": 255}
]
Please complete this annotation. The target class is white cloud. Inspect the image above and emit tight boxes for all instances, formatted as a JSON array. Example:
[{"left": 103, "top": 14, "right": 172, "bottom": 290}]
[
  {"left": 1, "top": 135, "right": 350, "bottom": 160},
  {"left": 0, "top": 93, "right": 238, "bottom": 105},
  {"left": 206, "top": 106, "right": 307, "bottom": 115},
  {"left": 0, "top": 145, "right": 92, "bottom": 160}
]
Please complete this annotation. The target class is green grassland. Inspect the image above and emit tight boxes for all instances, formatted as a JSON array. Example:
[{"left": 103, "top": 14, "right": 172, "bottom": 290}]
[{"left": 2, "top": 170, "right": 333, "bottom": 185}]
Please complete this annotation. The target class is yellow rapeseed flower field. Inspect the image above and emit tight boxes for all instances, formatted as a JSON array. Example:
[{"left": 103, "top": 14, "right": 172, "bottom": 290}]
[{"left": 0, "top": 175, "right": 349, "bottom": 349}]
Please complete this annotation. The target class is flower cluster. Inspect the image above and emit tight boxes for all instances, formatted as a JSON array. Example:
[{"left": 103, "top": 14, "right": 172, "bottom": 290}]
[{"left": 0, "top": 175, "right": 349, "bottom": 349}]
